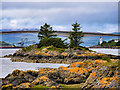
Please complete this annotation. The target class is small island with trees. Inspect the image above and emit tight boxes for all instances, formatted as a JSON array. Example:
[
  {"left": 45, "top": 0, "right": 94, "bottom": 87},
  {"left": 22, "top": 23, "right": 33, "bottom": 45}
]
[
  {"left": 90, "top": 38, "right": 120, "bottom": 49},
  {"left": 1, "top": 22, "right": 120, "bottom": 89}
]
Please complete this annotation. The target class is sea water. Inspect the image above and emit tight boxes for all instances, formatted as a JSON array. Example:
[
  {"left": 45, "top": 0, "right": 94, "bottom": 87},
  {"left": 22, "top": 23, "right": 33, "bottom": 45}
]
[
  {"left": 0, "top": 49, "right": 69, "bottom": 78},
  {"left": 1, "top": 33, "right": 119, "bottom": 47}
]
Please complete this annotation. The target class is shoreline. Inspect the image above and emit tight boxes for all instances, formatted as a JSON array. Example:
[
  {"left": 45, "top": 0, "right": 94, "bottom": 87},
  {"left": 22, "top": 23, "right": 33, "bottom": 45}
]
[{"left": 89, "top": 46, "right": 120, "bottom": 49}]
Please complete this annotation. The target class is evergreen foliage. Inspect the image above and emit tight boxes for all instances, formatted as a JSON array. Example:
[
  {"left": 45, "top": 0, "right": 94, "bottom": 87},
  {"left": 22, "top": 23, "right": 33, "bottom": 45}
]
[
  {"left": 69, "top": 21, "right": 84, "bottom": 48},
  {"left": 38, "top": 37, "right": 67, "bottom": 48},
  {"left": 38, "top": 23, "right": 56, "bottom": 40},
  {"left": 38, "top": 23, "right": 67, "bottom": 48},
  {"left": 101, "top": 40, "right": 120, "bottom": 46}
]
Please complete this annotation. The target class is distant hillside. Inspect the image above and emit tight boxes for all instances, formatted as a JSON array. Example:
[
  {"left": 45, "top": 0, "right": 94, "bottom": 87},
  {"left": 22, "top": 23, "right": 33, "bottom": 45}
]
[
  {"left": 0, "top": 28, "right": 39, "bottom": 31},
  {"left": 112, "top": 32, "right": 120, "bottom": 34},
  {"left": 0, "top": 41, "right": 11, "bottom": 46}
]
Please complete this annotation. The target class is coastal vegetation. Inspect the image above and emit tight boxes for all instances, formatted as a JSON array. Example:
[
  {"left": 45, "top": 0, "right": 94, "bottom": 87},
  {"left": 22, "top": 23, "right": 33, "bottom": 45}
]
[
  {"left": 1, "top": 22, "right": 120, "bottom": 89},
  {"left": 99, "top": 39, "right": 120, "bottom": 46},
  {"left": 69, "top": 21, "right": 84, "bottom": 48},
  {"left": 38, "top": 23, "right": 56, "bottom": 40},
  {"left": 38, "top": 23, "right": 67, "bottom": 48}
]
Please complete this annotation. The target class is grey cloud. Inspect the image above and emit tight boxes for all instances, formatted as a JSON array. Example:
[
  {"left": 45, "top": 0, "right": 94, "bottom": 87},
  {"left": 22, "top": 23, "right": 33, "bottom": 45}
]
[{"left": 1, "top": 2, "right": 118, "bottom": 33}]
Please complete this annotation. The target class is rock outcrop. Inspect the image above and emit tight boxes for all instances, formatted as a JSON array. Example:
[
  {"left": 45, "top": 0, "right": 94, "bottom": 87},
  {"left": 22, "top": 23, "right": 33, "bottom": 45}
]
[
  {"left": 1, "top": 59, "right": 120, "bottom": 89},
  {"left": 11, "top": 46, "right": 118, "bottom": 64}
]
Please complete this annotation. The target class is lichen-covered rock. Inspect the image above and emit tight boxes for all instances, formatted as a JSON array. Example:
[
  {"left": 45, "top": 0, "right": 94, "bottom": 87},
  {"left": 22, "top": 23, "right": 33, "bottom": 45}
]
[
  {"left": 11, "top": 46, "right": 119, "bottom": 64},
  {"left": 32, "top": 76, "right": 60, "bottom": 88},
  {"left": 15, "top": 83, "right": 33, "bottom": 89},
  {"left": 2, "top": 69, "right": 38, "bottom": 87},
  {"left": 1, "top": 84, "right": 14, "bottom": 90},
  {"left": 82, "top": 69, "right": 120, "bottom": 89},
  {"left": 2, "top": 59, "right": 120, "bottom": 89}
]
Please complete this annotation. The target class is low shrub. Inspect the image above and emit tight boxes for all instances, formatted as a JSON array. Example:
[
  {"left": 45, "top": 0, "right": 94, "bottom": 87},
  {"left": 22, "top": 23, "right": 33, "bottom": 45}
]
[
  {"left": 73, "top": 46, "right": 89, "bottom": 51},
  {"left": 38, "top": 37, "right": 68, "bottom": 48},
  {"left": 22, "top": 44, "right": 36, "bottom": 52}
]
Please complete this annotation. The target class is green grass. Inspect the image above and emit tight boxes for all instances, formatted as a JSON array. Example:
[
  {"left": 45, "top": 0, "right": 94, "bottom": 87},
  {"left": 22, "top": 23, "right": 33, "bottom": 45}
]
[
  {"left": 37, "top": 45, "right": 65, "bottom": 53},
  {"left": 22, "top": 44, "right": 36, "bottom": 52},
  {"left": 32, "top": 85, "right": 51, "bottom": 89},
  {"left": 32, "top": 84, "right": 84, "bottom": 90},
  {"left": 60, "top": 83, "right": 84, "bottom": 88},
  {"left": 102, "top": 55, "right": 111, "bottom": 62},
  {"left": 101, "top": 61, "right": 118, "bottom": 67}
]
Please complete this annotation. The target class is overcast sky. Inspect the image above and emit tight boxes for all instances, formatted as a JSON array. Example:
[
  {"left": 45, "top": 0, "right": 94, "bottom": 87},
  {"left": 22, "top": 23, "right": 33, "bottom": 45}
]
[{"left": 1, "top": 2, "right": 118, "bottom": 33}]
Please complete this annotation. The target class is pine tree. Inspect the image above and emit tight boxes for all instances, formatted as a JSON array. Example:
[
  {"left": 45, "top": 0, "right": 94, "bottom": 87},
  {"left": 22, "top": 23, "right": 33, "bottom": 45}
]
[
  {"left": 38, "top": 23, "right": 56, "bottom": 40},
  {"left": 69, "top": 21, "right": 84, "bottom": 48}
]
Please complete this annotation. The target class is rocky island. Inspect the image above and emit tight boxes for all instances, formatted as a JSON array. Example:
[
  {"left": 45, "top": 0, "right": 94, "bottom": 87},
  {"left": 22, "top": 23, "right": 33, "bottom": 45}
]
[{"left": 1, "top": 22, "right": 120, "bottom": 89}]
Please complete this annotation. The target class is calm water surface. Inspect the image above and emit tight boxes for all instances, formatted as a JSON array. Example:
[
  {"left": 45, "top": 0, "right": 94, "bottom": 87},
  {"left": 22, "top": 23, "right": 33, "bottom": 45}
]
[{"left": 0, "top": 49, "right": 69, "bottom": 78}]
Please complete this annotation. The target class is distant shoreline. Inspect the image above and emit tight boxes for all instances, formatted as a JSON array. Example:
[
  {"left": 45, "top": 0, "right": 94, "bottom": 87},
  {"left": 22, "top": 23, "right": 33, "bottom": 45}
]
[{"left": 89, "top": 46, "right": 120, "bottom": 49}]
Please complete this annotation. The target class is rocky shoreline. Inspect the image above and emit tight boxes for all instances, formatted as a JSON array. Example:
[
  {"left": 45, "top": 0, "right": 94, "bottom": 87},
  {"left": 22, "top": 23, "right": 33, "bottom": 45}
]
[
  {"left": 10, "top": 46, "right": 119, "bottom": 64},
  {"left": 89, "top": 46, "right": 120, "bottom": 49},
  {"left": 1, "top": 46, "right": 120, "bottom": 89},
  {"left": 1, "top": 59, "right": 120, "bottom": 89}
]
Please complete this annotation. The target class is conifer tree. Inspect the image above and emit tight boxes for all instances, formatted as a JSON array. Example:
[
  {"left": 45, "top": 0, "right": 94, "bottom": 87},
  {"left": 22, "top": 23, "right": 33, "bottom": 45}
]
[
  {"left": 69, "top": 21, "right": 84, "bottom": 48},
  {"left": 38, "top": 23, "right": 56, "bottom": 40}
]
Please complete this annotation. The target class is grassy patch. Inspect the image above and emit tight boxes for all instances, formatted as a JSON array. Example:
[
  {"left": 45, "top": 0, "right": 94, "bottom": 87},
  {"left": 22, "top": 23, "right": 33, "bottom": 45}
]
[
  {"left": 60, "top": 83, "right": 84, "bottom": 88},
  {"left": 102, "top": 55, "right": 111, "bottom": 62},
  {"left": 73, "top": 46, "right": 89, "bottom": 51},
  {"left": 32, "top": 85, "right": 50, "bottom": 89},
  {"left": 22, "top": 44, "right": 36, "bottom": 52},
  {"left": 37, "top": 45, "right": 65, "bottom": 53},
  {"left": 101, "top": 61, "right": 118, "bottom": 67}
]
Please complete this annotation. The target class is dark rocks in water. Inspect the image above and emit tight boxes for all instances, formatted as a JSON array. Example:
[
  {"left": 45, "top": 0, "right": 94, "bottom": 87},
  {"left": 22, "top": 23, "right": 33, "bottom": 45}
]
[{"left": 3, "top": 54, "right": 13, "bottom": 58}]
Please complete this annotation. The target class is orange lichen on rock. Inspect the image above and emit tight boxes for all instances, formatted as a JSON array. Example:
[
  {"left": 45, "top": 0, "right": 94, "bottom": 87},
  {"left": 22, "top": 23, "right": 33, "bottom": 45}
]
[
  {"left": 83, "top": 68, "right": 88, "bottom": 73},
  {"left": 92, "top": 72, "right": 96, "bottom": 77},
  {"left": 95, "top": 60, "right": 104, "bottom": 64},
  {"left": 62, "top": 67, "right": 68, "bottom": 71},
  {"left": 51, "top": 86, "right": 56, "bottom": 88},
  {"left": 39, "top": 69, "right": 44, "bottom": 72},
  {"left": 100, "top": 77, "right": 109, "bottom": 84},
  {"left": 35, "top": 51, "right": 41, "bottom": 55},
  {"left": 43, "top": 53, "right": 51, "bottom": 56},
  {"left": 40, "top": 76, "right": 49, "bottom": 81},
  {"left": 70, "top": 62, "right": 84, "bottom": 67},
  {"left": 59, "top": 66, "right": 68, "bottom": 71},
  {"left": 61, "top": 52, "right": 68, "bottom": 56},
  {"left": 98, "top": 77, "right": 102, "bottom": 80},
  {"left": 48, "top": 69, "right": 56, "bottom": 73},
  {"left": 68, "top": 67, "right": 84, "bottom": 74}
]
